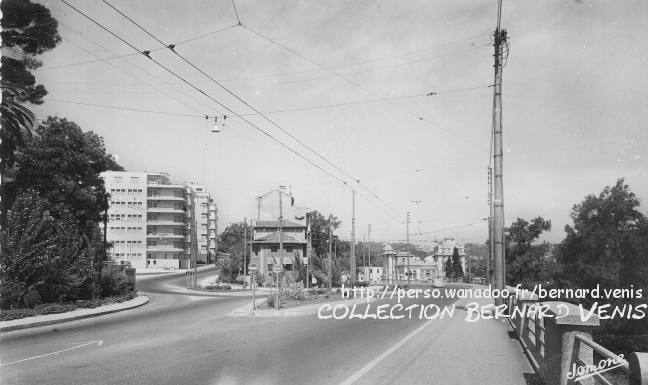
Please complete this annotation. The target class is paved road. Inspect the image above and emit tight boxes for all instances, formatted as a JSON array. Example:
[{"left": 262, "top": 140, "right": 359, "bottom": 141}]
[{"left": 1, "top": 277, "right": 518, "bottom": 385}]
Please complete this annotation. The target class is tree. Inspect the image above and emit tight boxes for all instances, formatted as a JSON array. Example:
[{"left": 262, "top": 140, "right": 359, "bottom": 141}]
[
  {"left": 9, "top": 117, "right": 122, "bottom": 243},
  {"left": 505, "top": 217, "right": 556, "bottom": 288},
  {"left": 556, "top": 179, "right": 648, "bottom": 354},
  {"left": 451, "top": 247, "right": 464, "bottom": 278},
  {"left": 1, "top": 0, "right": 61, "bottom": 219},
  {"left": 444, "top": 256, "right": 454, "bottom": 279},
  {"left": 307, "top": 210, "right": 341, "bottom": 284},
  {"left": 1, "top": 189, "right": 93, "bottom": 308},
  {"left": 217, "top": 221, "right": 252, "bottom": 281},
  {"left": 1, "top": 0, "right": 60, "bottom": 102},
  {"left": 218, "top": 221, "right": 251, "bottom": 260},
  {"left": 465, "top": 243, "right": 488, "bottom": 277},
  {"left": 390, "top": 242, "right": 427, "bottom": 259},
  {"left": 309, "top": 210, "right": 340, "bottom": 262},
  {"left": 557, "top": 179, "right": 646, "bottom": 291}
]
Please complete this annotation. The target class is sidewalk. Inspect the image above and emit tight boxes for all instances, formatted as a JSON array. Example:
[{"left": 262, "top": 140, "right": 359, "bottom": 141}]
[
  {"left": 0, "top": 296, "right": 149, "bottom": 332},
  {"left": 344, "top": 295, "right": 540, "bottom": 385}
]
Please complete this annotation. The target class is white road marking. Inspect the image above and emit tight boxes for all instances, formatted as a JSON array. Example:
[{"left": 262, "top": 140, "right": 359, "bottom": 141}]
[
  {"left": 0, "top": 340, "right": 103, "bottom": 367},
  {"left": 338, "top": 319, "right": 434, "bottom": 385}
]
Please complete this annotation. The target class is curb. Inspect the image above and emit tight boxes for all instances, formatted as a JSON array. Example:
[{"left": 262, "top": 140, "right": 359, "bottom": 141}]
[
  {"left": 165, "top": 284, "right": 274, "bottom": 297},
  {"left": 0, "top": 296, "right": 150, "bottom": 332},
  {"left": 230, "top": 296, "right": 376, "bottom": 317}
]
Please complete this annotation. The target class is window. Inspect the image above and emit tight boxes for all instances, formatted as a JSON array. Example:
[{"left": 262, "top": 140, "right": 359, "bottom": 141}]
[
  {"left": 285, "top": 246, "right": 293, "bottom": 253},
  {"left": 149, "top": 214, "right": 157, "bottom": 221},
  {"left": 148, "top": 202, "right": 158, "bottom": 208},
  {"left": 271, "top": 246, "right": 278, "bottom": 253}
]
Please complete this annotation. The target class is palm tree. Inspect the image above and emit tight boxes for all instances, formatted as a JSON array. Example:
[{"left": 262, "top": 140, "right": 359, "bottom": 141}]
[{"left": 1, "top": 81, "right": 37, "bottom": 183}]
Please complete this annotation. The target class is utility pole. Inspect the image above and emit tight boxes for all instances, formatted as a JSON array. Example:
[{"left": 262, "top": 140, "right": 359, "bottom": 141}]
[
  {"left": 487, "top": 166, "right": 494, "bottom": 286},
  {"left": 363, "top": 234, "right": 367, "bottom": 280},
  {"left": 368, "top": 224, "right": 372, "bottom": 283},
  {"left": 249, "top": 218, "right": 253, "bottom": 289},
  {"left": 328, "top": 216, "right": 332, "bottom": 289},
  {"left": 406, "top": 211, "right": 411, "bottom": 286},
  {"left": 243, "top": 217, "right": 247, "bottom": 289},
  {"left": 193, "top": 219, "right": 198, "bottom": 288},
  {"left": 277, "top": 188, "right": 284, "bottom": 310},
  {"left": 492, "top": 0, "right": 507, "bottom": 299},
  {"left": 256, "top": 197, "right": 261, "bottom": 221},
  {"left": 306, "top": 211, "right": 310, "bottom": 290},
  {"left": 350, "top": 190, "right": 356, "bottom": 286}
]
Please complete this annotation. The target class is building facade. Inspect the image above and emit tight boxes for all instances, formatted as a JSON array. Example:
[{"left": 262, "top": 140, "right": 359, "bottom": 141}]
[
  {"left": 382, "top": 244, "right": 441, "bottom": 283},
  {"left": 185, "top": 183, "right": 217, "bottom": 264},
  {"left": 101, "top": 171, "right": 217, "bottom": 269},
  {"left": 250, "top": 220, "right": 307, "bottom": 281},
  {"left": 429, "top": 238, "right": 467, "bottom": 278}
]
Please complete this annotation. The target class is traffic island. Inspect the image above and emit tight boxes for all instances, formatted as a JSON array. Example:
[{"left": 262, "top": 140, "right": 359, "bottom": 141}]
[
  {"left": 229, "top": 293, "right": 375, "bottom": 317},
  {"left": 0, "top": 295, "right": 149, "bottom": 332}
]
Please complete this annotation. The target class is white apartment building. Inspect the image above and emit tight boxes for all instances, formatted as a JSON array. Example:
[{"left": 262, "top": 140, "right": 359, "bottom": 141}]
[
  {"left": 103, "top": 171, "right": 148, "bottom": 268},
  {"left": 101, "top": 171, "right": 218, "bottom": 269},
  {"left": 185, "top": 183, "right": 217, "bottom": 264}
]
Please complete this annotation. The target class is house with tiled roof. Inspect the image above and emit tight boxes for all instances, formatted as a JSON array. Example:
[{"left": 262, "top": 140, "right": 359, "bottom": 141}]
[{"left": 250, "top": 219, "right": 307, "bottom": 280}]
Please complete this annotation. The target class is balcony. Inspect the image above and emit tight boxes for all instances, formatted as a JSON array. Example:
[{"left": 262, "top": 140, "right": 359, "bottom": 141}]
[
  {"left": 147, "top": 207, "right": 186, "bottom": 214},
  {"left": 146, "top": 220, "right": 185, "bottom": 226},
  {"left": 146, "top": 233, "right": 184, "bottom": 239},
  {"left": 147, "top": 195, "right": 185, "bottom": 201},
  {"left": 146, "top": 183, "right": 184, "bottom": 189},
  {"left": 146, "top": 245, "right": 184, "bottom": 252}
]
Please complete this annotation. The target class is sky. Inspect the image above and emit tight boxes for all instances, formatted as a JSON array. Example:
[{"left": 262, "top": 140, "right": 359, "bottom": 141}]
[{"left": 30, "top": 0, "right": 648, "bottom": 245}]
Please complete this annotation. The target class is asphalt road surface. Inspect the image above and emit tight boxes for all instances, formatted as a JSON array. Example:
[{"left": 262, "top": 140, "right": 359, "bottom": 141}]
[{"left": 1, "top": 274, "right": 464, "bottom": 385}]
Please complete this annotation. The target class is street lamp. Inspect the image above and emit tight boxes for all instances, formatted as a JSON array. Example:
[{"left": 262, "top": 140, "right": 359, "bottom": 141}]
[{"left": 207, "top": 115, "right": 227, "bottom": 133}]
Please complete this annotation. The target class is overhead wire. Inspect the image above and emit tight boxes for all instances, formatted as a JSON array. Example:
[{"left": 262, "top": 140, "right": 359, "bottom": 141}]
[
  {"left": 54, "top": 22, "right": 214, "bottom": 116},
  {"left": 58, "top": 0, "right": 404, "bottom": 223},
  {"left": 101, "top": 0, "right": 403, "bottom": 221},
  {"left": 43, "top": 85, "right": 493, "bottom": 117},
  {"left": 36, "top": 23, "right": 239, "bottom": 72},
  {"left": 46, "top": 98, "right": 204, "bottom": 118},
  {"left": 240, "top": 24, "right": 488, "bottom": 152}
]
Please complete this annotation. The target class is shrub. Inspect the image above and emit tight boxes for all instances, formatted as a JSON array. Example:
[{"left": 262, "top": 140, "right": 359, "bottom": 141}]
[
  {"left": 23, "top": 287, "right": 42, "bottom": 308},
  {"left": 267, "top": 294, "right": 282, "bottom": 308},
  {"left": 285, "top": 282, "right": 305, "bottom": 300},
  {"left": 99, "top": 268, "right": 132, "bottom": 297},
  {"left": 204, "top": 284, "right": 231, "bottom": 291}
]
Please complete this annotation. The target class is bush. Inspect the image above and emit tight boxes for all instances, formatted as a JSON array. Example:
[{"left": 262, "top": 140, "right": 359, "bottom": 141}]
[
  {"left": 285, "top": 282, "right": 305, "bottom": 300},
  {"left": 23, "top": 287, "right": 42, "bottom": 308},
  {"left": 204, "top": 285, "right": 231, "bottom": 291},
  {"left": 266, "top": 293, "right": 283, "bottom": 309},
  {"left": 99, "top": 268, "right": 133, "bottom": 297}
]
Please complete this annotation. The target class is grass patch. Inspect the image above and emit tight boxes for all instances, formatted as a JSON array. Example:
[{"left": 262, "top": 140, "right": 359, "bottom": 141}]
[
  {"left": 0, "top": 292, "right": 137, "bottom": 321},
  {"left": 266, "top": 290, "right": 356, "bottom": 309}
]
